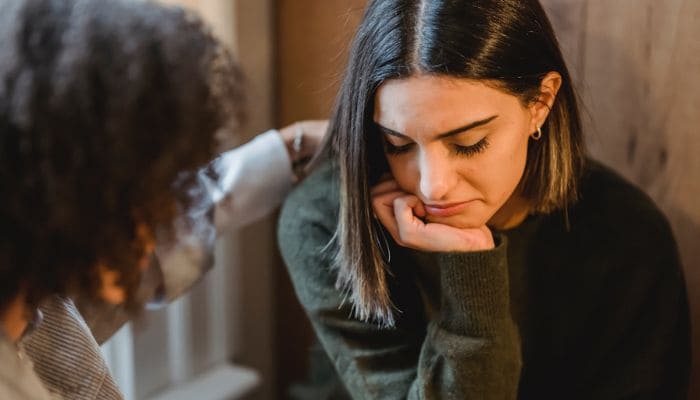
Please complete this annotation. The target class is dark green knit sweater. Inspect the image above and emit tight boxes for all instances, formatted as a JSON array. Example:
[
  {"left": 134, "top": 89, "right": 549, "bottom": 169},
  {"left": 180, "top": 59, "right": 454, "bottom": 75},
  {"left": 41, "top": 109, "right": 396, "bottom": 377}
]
[{"left": 278, "top": 160, "right": 690, "bottom": 400}]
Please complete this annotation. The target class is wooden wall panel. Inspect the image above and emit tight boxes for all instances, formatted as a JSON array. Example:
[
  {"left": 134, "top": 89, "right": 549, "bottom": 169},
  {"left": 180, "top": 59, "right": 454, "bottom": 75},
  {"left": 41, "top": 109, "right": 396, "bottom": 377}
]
[
  {"left": 273, "top": 1, "right": 367, "bottom": 397},
  {"left": 275, "top": 0, "right": 368, "bottom": 124},
  {"left": 543, "top": 0, "right": 700, "bottom": 396}
]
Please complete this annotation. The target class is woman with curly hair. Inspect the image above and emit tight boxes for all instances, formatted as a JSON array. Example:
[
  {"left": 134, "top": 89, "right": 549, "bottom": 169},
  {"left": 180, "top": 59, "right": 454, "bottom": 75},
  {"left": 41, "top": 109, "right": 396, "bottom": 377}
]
[
  {"left": 278, "top": 0, "right": 690, "bottom": 398},
  {"left": 0, "top": 0, "right": 325, "bottom": 398}
]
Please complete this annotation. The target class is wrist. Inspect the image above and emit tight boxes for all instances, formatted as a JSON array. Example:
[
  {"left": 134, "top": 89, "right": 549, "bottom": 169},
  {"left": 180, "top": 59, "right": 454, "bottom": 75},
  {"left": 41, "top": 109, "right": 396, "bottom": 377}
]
[
  {"left": 437, "top": 234, "right": 510, "bottom": 335},
  {"left": 431, "top": 225, "right": 495, "bottom": 253},
  {"left": 278, "top": 124, "right": 299, "bottom": 163},
  {"left": 451, "top": 224, "right": 494, "bottom": 252},
  {"left": 278, "top": 122, "right": 309, "bottom": 182}
]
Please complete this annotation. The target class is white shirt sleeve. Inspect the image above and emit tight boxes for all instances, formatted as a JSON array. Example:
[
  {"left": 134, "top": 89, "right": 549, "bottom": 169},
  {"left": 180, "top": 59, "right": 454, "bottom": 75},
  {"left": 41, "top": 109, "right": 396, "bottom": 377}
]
[
  {"left": 151, "top": 129, "right": 294, "bottom": 305},
  {"left": 69, "top": 130, "right": 294, "bottom": 322},
  {"left": 211, "top": 129, "right": 294, "bottom": 232}
]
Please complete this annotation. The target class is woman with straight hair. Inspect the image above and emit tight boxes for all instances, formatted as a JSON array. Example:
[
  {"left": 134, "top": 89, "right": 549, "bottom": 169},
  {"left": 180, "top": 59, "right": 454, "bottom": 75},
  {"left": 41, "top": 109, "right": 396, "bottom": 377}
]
[{"left": 278, "top": 0, "right": 690, "bottom": 398}]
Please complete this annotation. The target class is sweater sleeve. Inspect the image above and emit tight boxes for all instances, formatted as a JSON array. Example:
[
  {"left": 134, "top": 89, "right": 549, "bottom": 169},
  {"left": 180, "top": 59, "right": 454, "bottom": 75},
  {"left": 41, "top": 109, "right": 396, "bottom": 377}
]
[{"left": 278, "top": 166, "right": 522, "bottom": 399}]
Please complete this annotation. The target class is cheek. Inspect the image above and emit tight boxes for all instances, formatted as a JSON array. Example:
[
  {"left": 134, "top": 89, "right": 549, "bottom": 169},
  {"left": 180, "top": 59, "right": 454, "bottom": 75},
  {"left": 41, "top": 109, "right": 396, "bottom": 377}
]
[
  {"left": 470, "top": 134, "right": 529, "bottom": 201},
  {"left": 499, "top": 136, "right": 529, "bottom": 193},
  {"left": 386, "top": 156, "right": 418, "bottom": 193}
]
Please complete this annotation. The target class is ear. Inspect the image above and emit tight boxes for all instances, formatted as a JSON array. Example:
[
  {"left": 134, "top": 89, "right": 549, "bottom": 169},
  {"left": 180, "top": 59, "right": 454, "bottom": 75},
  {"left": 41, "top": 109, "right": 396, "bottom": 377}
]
[
  {"left": 528, "top": 72, "right": 562, "bottom": 132},
  {"left": 98, "top": 264, "right": 126, "bottom": 304}
]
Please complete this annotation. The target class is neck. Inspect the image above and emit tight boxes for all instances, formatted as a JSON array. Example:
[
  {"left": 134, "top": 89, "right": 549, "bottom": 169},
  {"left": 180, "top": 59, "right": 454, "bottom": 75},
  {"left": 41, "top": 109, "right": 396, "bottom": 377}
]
[
  {"left": 488, "top": 193, "right": 531, "bottom": 230},
  {"left": 1, "top": 294, "right": 29, "bottom": 342}
]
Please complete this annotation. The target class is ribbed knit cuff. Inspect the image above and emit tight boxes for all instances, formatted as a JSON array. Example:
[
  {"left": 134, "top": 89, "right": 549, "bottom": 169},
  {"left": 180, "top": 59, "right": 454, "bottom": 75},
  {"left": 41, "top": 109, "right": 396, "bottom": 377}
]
[{"left": 436, "top": 234, "right": 510, "bottom": 336}]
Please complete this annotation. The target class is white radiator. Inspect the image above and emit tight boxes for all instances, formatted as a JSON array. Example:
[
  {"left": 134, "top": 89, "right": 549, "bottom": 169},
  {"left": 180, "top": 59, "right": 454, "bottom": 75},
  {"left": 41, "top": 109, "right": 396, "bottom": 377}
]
[{"left": 101, "top": 234, "right": 262, "bottom": 400}]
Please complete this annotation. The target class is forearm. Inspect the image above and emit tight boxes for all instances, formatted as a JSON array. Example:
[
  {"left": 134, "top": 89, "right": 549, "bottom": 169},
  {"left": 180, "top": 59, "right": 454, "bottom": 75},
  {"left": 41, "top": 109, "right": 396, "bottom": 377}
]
[
  {"left": 212, "top": 130, "right": 294, "bottom": 231},
  {"left": 299, "top": 241, "right": 521, "bottom": 399},
  {"left": 411, "top": 240, "right": 521, "bottom": 399},
  {"left": 355, "top": 243, "right": 519, "bottom": 399}
]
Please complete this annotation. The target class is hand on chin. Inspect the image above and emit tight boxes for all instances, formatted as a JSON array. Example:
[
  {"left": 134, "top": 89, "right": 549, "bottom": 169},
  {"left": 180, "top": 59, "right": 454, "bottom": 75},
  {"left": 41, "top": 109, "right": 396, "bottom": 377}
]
[{"left": 372, "top": 180, "right": 494, "bottom": 252}]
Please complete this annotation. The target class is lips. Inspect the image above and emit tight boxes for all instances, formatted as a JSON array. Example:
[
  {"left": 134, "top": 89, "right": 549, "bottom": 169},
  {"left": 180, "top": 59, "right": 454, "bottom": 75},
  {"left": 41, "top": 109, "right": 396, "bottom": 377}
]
[{"left": 424, "top": 201, "right": 474, "bottom": 218}]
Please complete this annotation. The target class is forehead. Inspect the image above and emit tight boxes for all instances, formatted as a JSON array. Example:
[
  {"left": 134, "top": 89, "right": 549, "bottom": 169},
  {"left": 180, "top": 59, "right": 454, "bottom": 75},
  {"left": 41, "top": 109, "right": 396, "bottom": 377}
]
[{"left": 373, "top": 75, "right": 519, "bottom": 132}]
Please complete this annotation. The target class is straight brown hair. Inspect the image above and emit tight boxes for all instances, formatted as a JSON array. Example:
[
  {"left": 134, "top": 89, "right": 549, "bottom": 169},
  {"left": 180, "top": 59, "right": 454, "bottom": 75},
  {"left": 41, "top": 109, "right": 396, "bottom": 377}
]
[{"left": 321, "top": 0, "right": 585, "bottom": 326}]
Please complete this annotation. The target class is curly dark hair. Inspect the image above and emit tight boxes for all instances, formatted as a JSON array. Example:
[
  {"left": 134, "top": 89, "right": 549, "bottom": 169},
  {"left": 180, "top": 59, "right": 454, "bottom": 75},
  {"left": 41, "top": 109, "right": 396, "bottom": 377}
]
[{"left": 0, "top": 0, "right": 244, "bottom": 314}]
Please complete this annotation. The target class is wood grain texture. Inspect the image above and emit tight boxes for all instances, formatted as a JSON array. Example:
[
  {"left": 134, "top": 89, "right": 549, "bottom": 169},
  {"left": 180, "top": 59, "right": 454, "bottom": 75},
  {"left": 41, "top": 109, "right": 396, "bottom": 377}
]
[
  {"left": 274, "top": 2, "right": 368, "bottom": 397},
  {"left": 543, "top": 0, "right": 700, "bottom": 396},
  {"left": 275, "top": 0, "right": 368, "bottom": 124}
]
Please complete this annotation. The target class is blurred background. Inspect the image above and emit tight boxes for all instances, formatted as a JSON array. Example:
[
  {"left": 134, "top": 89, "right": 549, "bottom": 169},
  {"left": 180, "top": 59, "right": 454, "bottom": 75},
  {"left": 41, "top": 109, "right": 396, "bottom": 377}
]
[{"left": 100, "top": 0, "right": 700, "bottom": 399}]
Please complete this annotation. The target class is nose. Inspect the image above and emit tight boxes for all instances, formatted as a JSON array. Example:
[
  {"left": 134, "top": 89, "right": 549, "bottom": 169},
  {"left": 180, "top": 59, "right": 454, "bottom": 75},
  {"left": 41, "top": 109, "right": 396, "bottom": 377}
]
[{"left": 418, "top": 149, "right": 452, "bottom": 201}]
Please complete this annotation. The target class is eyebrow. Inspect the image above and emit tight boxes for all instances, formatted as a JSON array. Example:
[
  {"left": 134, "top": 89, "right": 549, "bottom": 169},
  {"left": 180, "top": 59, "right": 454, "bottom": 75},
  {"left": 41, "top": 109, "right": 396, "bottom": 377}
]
[{"left": 377, "top": 115, "right": 498, "bottom": 140}]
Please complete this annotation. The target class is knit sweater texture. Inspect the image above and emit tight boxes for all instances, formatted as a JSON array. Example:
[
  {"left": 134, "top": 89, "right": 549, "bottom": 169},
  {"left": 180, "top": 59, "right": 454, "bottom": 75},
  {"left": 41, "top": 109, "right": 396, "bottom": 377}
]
[{"left": 278, "top": 159, "right": 690, "bottom": 400}]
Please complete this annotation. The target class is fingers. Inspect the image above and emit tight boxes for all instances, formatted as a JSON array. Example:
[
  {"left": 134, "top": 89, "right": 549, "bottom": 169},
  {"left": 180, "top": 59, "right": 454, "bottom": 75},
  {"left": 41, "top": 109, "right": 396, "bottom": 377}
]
[
  {"left": 371, "top": 188, "right": 402, "bottom": 241},
  {"left": 277, "top": 119, "right": 329, "bottom": 164},
  {"left": 371, "top": 179, "right": 496, "bottom": 252},
  {"left": 299, "top": 119, "right": 329, "bottom": 144},
  {"left": 393, "top": 195, "right": 427, "bottom": 248},
  {"left": 473, "top": 225, "right": 495, "bottom": 249},
  {"left": 371, "top": 178, "right": 408, "bottom": 243},
  {"left": 413, "top": 198, "right": 426, "bottom": 218}
]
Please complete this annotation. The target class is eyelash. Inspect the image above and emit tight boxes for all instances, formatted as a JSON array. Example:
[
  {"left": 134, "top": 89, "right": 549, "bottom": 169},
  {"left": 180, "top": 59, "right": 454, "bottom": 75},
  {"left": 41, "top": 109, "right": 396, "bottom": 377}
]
[
  {"left": 453, "top": 137, "right": 490, "bottom": 156},
  {"left": 384, "top": 137, "right": 490, "bottom": 157}
]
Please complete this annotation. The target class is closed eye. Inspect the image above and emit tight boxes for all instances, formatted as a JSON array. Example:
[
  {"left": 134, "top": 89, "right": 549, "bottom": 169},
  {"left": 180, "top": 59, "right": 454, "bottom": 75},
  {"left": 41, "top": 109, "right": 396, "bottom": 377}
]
[
  {"left": 384, "top": 139, "right": 414, "bottom": 155},
  {"left": 452, "top": 137, "right": 489, "bottom": 157},
  {"left": 385, "top": 137, "right": 490, "bottom": 156}
]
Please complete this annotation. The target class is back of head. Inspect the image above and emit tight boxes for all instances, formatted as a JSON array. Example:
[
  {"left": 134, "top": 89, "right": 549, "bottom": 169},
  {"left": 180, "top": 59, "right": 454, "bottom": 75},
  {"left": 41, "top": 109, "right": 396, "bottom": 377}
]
[
  {"left": 328, "top": 0, "right": 584, "bottom": 325},
  {"left": 0, "top": 0, "right": 244, "bottom": 313}
]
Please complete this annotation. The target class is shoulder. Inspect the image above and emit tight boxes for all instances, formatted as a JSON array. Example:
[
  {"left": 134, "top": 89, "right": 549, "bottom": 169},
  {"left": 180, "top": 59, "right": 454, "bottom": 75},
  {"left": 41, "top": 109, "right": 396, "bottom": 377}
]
[
  {"left": 277, "top": 161, "right": 343, "bottom": 308},
  {"left": 577, "top": 159, "right": 664, "bottom": 222},
  {"left": 574, "top": 159, "right": 674, "bottom": 241},
  {"left": 279, "top": 160, "right": 339, "bottom": 233},
  {"left": 278, "top": 161, "right": 339, "bottom": 261},
  {"left": 565, "top": 159, "right": 681, "bottom": 275},
  {"left": 22, "top": 297, "right": 115, "bottom": 399},
  {"left": 0, "top": 340, "right": 53, "bottom": 400},
  {"left": 286, "top": 159, "right": 340, "bottom": 204}
]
